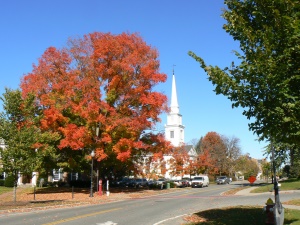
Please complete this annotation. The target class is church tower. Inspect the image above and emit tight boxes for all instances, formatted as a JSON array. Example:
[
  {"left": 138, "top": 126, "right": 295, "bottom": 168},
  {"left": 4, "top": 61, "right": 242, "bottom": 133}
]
[{"left": 165, "top": 71, "right": 185, "bottom": 147}]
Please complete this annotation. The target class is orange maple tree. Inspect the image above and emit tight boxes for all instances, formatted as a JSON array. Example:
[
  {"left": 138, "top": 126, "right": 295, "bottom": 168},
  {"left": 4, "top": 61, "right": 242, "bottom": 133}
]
[
  {"left": 21, "top": 32, "right": 170, "bottom": 166},
  {"left": 169, "top": 146, "right": 197, "bottom": 178},
  {"left": 198, "top": 131, "right": 226, "bottom": 175}
]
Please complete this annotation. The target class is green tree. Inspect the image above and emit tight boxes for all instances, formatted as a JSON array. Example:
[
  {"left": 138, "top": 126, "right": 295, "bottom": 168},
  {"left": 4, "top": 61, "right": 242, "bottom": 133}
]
[
  {"left": 0, "top": 89, "right": 39, "bottom": 181},
  {"left": 189, "top": 0, "right": 300, "bottom": 146},
  {"left": 261, "top": 158, "right": 271, "bottom": 181},
  {"left": 287, "top": 144, "right": 300, "bottom": 178},
  {"left": 235, "top": 154, "right": 260, "bottom": 179},
  {"left": 0, "top": 89, "right": 61, "bottom": 185}
]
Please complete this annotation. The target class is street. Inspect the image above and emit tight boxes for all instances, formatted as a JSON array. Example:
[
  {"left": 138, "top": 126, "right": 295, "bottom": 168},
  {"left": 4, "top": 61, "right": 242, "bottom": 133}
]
[{"left": 0, "top": 182, "right": 298, "bottom": 225}]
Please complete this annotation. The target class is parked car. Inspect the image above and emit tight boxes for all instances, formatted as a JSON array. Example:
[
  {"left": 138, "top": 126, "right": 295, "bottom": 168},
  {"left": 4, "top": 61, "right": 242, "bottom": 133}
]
[
  {"left": 155, "top": 178, "right": 168, "bottom": 188},
  {"left": 173, "top": 180, "right": 183, "bottom": 187},
  {"left": 191, "top": 176, "right": 209, "bottom": 188},
  {"left": 112, "top": 177, "right": 131, "bottom": 187},
  {"left": 147, "top": 179, "right": 157, "bottom": 188},
  {"left": 132, "top": 178, "right": 148, "bottom": 188},
  {"left": 216, "top": 176, "right": 230, "bottom": 185},
  {"left": 180, "top": 179, "right": 190, "bottom": 187},
  {"left": 156, "top": 178, "right": 167, "bottom": 185}
]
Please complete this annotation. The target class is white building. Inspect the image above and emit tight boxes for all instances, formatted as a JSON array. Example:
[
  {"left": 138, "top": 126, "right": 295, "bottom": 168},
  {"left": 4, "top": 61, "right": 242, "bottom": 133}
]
[
  {"left": 162, "top": 71, "right": 197, "bottom": 179},
  {"left": 164, "top": 72, "right": 185, "bottom": 147}
]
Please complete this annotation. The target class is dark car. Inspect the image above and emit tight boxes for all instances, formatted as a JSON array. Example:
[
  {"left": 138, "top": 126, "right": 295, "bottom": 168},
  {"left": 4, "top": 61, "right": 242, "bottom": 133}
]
[
  {"left": 111, "top": 177, "right": 131, "bottom": 187},
  {"left": 132, "top": 178, "right": 148, "bottom": 188},
  {"left": 147, "top": 179, "right": 157, "bottom": 188},
  {"left": 216, "top": 176, "right": 230, "bottom": 184}
]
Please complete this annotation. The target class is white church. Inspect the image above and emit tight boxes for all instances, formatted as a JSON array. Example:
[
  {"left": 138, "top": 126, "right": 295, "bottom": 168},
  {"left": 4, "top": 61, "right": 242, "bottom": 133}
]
[
  {"left": 162, "top": 71, "right": 197, "bottom": 179},
  {"left": 165, "top": 72, "right": 185, "bottom": 147}
]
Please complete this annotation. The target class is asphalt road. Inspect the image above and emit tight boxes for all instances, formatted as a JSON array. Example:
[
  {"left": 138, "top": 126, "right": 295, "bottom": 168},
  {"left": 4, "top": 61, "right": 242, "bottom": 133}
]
[{"left": 0, "top": 182, "right": 298, "bottom": 225}]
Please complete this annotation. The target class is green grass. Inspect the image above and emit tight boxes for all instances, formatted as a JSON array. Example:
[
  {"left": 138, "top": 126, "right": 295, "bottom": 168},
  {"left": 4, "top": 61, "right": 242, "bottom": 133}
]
[
  {"left": 185, "top": 207, "right": 300, "bottom": 225},
  {"left": 284, "top": 199, "right": 300, "bottom": 206},
  {"left": 0, "top": 186, "right": 12, "bottom": 194},
  {"left": 251, "top": 178, "right": 300, "bottom": 193}
]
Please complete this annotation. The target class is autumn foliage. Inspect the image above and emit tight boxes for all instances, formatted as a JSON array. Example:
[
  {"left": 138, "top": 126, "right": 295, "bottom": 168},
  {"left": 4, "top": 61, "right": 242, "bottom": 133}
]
[
  {"left": 21, "top": 32, "right": 170, "bottom": 163},
  {"left": 198, "top": 132, "right": 226, "bottom": 175}
]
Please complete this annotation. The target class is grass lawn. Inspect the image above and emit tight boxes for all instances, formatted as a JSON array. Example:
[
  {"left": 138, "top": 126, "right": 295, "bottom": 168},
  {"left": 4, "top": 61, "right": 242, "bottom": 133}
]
[
  {"left": 0, "top": 186, "right": 13, "bottom": 195},
  {"left": 184, "top": 206, "right": 300, "bottom": 225},
  {"left": 251, "top": 178, "right": 300, "bottom": 193},
  {"left": 249, "top": 178, "right": 300, "bottom": 206}
]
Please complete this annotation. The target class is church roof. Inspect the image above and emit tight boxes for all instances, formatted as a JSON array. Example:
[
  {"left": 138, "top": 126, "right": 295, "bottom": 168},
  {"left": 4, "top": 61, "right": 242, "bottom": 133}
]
[{"left": 184, "top": 145, "right": 197, "bottom": 157}]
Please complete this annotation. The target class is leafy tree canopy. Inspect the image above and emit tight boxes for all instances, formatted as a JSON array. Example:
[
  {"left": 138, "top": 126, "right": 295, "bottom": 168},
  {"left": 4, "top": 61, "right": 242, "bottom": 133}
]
[
  {"left": 0, "top": 88, "right": 59, "bottom": 178},
  {"left": 21, "top": 32, "right": 171, "bottom": 165},
  {"left": 189, "top": 0, "right": 300, "bottom": 146}
]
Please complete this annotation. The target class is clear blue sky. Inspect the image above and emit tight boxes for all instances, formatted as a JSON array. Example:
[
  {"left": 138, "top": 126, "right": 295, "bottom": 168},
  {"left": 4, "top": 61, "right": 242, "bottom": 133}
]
[{"left": 0, "top": 0, "right": 267, "bottom": 159}]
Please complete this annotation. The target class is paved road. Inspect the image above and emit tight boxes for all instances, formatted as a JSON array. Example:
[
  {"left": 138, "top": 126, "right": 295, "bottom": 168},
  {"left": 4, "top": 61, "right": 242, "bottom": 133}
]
[{"left": 0, "top": 182, "right": 298, "bottom": 225}]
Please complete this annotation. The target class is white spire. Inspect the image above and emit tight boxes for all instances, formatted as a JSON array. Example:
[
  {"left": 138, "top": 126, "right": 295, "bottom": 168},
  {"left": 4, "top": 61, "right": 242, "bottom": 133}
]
[
  {"left": 165, "top": 67, "right": 184, "bottom": 147},
  {"left": 170, "top": 73, "right": 179, "bottom": 114}
]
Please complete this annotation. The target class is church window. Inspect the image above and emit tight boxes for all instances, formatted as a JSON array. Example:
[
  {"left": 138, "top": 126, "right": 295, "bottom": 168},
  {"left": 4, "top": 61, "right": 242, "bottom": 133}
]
[{"left": 170, "top": 131, "right": 174, "bottom": 138}]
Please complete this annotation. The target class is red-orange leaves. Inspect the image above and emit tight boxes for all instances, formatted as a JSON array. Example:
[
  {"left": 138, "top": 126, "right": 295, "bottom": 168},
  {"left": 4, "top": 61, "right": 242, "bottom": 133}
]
[
  {"left": 113, "top": 138, "right": 133, "bottom": 161},
  {"left": 199, "top": 132, "right": 227, "bottom": 174},
  {"left": 95, "top": 148, "right": 108, "bottom": 161},
  {"left": 20, "top": 32, "right": 168, "bottom": 165},
  {"left": 58, "top": 124, "right": 90, "bottom": 150},
  {"left": 40, "top": 108, "right": 66, "bottom": 130}
]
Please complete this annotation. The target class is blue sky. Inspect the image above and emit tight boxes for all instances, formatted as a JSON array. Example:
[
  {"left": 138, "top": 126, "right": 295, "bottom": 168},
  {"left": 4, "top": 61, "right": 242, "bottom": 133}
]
[{"left": 0, "top": 0, "right": 267, "bottom": 159}]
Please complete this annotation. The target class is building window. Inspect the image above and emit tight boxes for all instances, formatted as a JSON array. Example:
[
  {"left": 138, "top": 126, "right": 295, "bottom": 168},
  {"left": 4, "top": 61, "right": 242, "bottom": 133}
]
[
  {"left": 53, "top": 169, "right": 62, "bottom": 181},
  {"left": 170, "top": 131, "right": 174, "bottom": 138}
]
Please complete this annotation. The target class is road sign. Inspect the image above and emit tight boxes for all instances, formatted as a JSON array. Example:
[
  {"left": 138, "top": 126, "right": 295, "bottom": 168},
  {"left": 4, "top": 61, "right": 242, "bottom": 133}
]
[{"left": 248, "top": 176, "right": 256, "bottom": 184}]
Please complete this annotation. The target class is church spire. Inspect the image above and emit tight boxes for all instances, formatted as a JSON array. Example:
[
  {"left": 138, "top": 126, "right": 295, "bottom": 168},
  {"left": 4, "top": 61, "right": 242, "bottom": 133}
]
[
  {"left": 164, "top": 67, "right": 184, "bottom": 147},
  {"left": 170, "top": 67, "right": 179, "bottom": 114}
]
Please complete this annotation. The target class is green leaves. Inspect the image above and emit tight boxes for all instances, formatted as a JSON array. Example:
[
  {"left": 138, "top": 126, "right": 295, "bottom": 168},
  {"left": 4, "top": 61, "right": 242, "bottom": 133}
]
[
  {"left": 189, "top": 0, "right": 300, "bottom": 146},
  {"left": 0, "top": 89, "right": 61, "bottom": 178}
]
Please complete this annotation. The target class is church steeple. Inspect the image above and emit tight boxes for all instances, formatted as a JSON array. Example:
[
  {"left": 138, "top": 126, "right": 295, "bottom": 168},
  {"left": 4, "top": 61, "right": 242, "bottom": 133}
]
[
  {"left": 170, "top": 70, "right": 179, "bottom": 114},
  {"left": 164, "top": 69, "right": 185, "bottom": 147}
]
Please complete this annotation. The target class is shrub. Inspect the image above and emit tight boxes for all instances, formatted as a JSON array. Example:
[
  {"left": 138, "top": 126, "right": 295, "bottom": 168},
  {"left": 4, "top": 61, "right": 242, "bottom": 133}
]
[
  {"left": 0, "top": 179, "right": 4, "bottom": 186},
  {"left": 169, "top": 182, "right": 176, "bottom": 188},
  {"left": 69, "top": 180, "right": 90, "bottom": 188},
  {"left": 4, "top": 176, "right": 15, "bottom": 187}
]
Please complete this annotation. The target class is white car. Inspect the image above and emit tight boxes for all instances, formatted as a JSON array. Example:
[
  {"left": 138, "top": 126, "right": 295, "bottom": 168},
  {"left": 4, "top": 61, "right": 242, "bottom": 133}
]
[{"left": 191, "top": 176, "right": 209, "bottom": 188}]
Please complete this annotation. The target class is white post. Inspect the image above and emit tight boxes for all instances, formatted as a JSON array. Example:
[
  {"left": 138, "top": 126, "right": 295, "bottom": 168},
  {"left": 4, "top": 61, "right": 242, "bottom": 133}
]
[
  {"left": 32, "top": 172, "right": 37, "bottom": 187},
  {"left": 17, "top": 172, "right": 22, "bottom": 186},
  {"left": 106, "top": 180, "right": 110, "bottom": 196}
]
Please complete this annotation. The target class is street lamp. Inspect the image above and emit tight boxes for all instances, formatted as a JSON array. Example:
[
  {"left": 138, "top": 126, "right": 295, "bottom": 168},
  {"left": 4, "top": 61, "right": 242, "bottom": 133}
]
[{"left": 90, "top": 150, "right": 95, "bottom": 197}]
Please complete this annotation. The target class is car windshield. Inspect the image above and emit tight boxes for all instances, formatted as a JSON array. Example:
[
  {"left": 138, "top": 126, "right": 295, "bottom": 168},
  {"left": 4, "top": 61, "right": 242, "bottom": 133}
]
[
  {"left": 194, "top": 177, "right": 203, "bottom": 180},
  {"left": 219, "top": 176, "right": 227, "bottom": 179}
]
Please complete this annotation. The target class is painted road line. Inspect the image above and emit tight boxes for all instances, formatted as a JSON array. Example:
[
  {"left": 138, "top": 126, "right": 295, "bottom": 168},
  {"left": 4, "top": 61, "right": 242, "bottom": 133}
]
[{"left": 42, "top": 207, "right": 122, "bottom": 225}]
